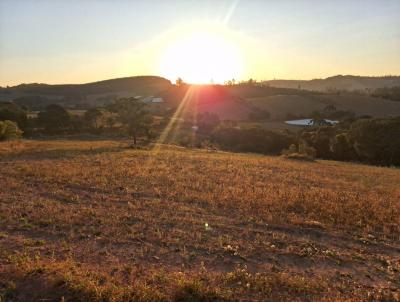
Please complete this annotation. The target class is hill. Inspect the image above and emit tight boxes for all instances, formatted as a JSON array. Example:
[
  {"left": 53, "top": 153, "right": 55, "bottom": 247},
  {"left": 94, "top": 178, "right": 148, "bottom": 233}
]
[
  {"left": 0, "top": 139, "right": 399, "bottom": 301},
  {"left": 0, "top": 77, "right": 255, "bottom": 120},
  {"left": 161, "top": 84, "right": 255, "bottom": 120},
  {"left": 0, "top": 76, "right": 173, "bottom": 108},
  {"left": 2, "top": 76, "right": 172, "bottom": 96},
  {"left": 248, "top": 93, "right": 400, "bottom": 120},
  {"left": 264, "top": 75, "right": 400, "bottom": 92},
  {"left": 2, "top": 75, "right": 400, "bottom": 122}
]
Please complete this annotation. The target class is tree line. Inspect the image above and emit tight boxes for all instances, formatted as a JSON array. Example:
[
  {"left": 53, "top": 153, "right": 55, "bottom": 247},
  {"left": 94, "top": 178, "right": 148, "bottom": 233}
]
[
  {"left": 371, "top": 86, "right": 400, "bottom": 102},
  {"left": 209, "top": 117, "right": 400, "bottom": 166},
  {"left": 0, "top": 98, "right": 153, "bottom": 144},
  {"left": 1, "top": 98, "right": 400, "bottom": 166}
]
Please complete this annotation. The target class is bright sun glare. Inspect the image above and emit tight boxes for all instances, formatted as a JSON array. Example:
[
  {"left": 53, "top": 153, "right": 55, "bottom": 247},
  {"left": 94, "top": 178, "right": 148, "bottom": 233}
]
[{"left": 159, "top": 29, "right": 244, "bottom": 84}]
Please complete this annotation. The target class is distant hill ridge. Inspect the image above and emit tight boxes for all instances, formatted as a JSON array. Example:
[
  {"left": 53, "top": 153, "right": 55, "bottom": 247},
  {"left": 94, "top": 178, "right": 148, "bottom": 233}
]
[
  {"left": 264, "top": 75, "right": 400, "bottom": 91},
  {"left": 3, "top": 75, "right": 400, "bottom": 95},
  {"left": 2, "top": 76, "right": 172, "bottom": 96},
  {"left": 2, "top": 75, "right": 400, "bottom": 120}
]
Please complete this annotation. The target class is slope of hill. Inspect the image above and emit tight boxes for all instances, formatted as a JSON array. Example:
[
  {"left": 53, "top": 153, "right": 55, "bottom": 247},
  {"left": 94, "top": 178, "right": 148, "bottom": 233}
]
[
  {"left": 248, "top": 93, "right": 400, "bottom": 119},
  {"left": 161, "top": 84, "right": 255, "bottom": 120},
  {"left": 0, "top": 76, "right": 173, "bottom": 107},
  {"left": 264, "top": 75, "right": 400, "bottom": 91},
  {"left": 3, "top": 76, "right": 172, "bottom": 96},
  {"left": 3, "top": 76, "right": 400, "bottom": 122},
  {"left": 248, "top": 95, "right": 326, "bottom": 120},
  {"left": 225, "top": 83, "right": 318, "bottom": 98},
  {"left": 1, "top": 78, "right": 256, "bottom": 120},
  {"left": 0, "top": 140, "right": 399, "bottom": 301}
]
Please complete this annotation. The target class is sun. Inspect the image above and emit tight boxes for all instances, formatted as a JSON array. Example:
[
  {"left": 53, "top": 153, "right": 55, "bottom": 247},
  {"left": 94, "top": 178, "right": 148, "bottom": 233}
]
[{"left": 158, "top": 29, "right": 244, "bottom": 84}]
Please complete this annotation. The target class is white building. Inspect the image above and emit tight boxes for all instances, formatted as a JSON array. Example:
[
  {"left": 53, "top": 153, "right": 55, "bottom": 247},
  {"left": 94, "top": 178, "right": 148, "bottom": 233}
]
[{"left": 142, "top": 96, "right": 164, "bottom": 104}]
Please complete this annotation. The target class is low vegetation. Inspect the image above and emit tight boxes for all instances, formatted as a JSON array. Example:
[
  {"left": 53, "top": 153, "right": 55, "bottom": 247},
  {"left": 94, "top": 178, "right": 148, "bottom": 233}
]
[
  {"left": 0, "top": 140, "right": 399, "bottom": 301},
  {"left": 0, "top": 120, "right": 23, "bottom": 141},
  {"left": 300, "top": 117, "right": 400, "bottom": 165},
  {"left": 212, "top": 124, "right": 295, "bottom": 155},
  {"left": 2, "top": 96, "right": 400, "bottom": 166}
]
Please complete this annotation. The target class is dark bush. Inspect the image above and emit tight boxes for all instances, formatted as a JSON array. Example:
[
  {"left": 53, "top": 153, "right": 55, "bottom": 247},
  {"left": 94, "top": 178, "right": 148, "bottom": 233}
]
[
  {"left": 212, "top": 125, "right": 295, "bottom": 155},
  {"left": 37, "top": 104, "right": 71, "bottom": 134},
  {"left": 0, "top": 102, "right": 28, "bottom": 130},
  {"left": 349, "top": 117, "right": 400, "bottom": 165},
  {"left": 297, "top": 117, "right": 400, "bottom": 166}
]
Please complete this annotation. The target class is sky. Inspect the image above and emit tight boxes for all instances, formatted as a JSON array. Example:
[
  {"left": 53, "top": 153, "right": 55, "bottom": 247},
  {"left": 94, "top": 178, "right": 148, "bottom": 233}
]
[{"left": 0, "top": 0, "right": 399, "bottom": 86}]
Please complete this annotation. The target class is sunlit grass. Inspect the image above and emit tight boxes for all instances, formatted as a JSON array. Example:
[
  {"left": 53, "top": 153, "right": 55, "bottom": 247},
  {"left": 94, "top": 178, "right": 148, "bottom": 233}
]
[{"left": 1, "top": 139, "right": 399, "bottom": 301}]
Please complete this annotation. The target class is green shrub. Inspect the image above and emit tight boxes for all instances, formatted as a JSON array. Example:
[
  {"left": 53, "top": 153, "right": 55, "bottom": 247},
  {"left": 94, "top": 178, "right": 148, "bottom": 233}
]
[{"left": 0, "top": 120, "right": 23, "bottom": 141}]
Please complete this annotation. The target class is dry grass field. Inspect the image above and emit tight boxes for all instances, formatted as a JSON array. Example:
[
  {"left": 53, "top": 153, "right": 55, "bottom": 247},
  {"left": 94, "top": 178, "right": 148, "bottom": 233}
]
[{"left": 0, "top": 140, "right": 399, "bottom": 301}]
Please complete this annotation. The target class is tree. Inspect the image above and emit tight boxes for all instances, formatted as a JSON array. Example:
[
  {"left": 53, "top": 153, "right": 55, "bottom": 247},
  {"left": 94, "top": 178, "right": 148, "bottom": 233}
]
[
  {"left": 330, "top": 133, "right": 355, "bottom": 160},
  {"left": 37, "top": 104, "right": 71, "bottom": 133},
  {"left": 105, "top": 115, "right": 116, "bottom": 130},
  {"left": 212, "top": 125, "right": 295, "bottom": 155},
  {"left": 225, "top": 78, "right": 236, "bottom": 86},
  {"left": 0, "top": 102, "right": 28, "bottom": 130},
  {"left": 0, "top": 120, "right": 23, "bottom": 140},
  {"left": 84, "top": 108, "right": 104, "bottom": 130},
  {"left": 301, "top": 126, "right": 336, "bottom": 159},
  {"left": 70, "top": 115, "right": 85, "bottom": 133},
  {"left": 176, "top": 77, "right": 185, "bottom": 87},
  {"left": 349, "top": 117, "right": 400, "bottom": 165},
  {"left": 109, "top": 98, "right": 152, "bottom": 145}
]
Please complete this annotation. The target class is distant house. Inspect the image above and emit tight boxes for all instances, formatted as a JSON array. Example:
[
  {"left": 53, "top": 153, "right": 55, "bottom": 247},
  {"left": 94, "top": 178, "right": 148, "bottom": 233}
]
[
  {"left": 141, "top": 96, "right": 164, "bottom": 104},
  {"left": 151, "top": 97, "right": 164, "bottom": 103}
]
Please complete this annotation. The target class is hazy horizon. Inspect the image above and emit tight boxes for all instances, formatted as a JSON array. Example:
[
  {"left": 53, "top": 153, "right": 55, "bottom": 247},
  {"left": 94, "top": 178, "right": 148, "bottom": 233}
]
[
  {"left": 1, "top": 0, "right": 399, "bottom": 86},
  {"left": 3, "top": 73, "right": 400, "bottom": 88}
]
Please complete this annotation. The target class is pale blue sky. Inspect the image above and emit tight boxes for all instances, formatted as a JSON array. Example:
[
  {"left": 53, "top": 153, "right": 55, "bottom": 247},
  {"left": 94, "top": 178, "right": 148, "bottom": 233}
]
[{"left": 0, "top": 0, "right": 399, "bottom": 85}]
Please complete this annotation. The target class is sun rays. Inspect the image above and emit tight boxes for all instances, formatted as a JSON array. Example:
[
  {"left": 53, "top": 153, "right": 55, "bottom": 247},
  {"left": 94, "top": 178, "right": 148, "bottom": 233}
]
[
  {"left": 154, "top": 86, "right": 195, "bottom": 148},
  {"left": 140, "top": 85, "right": 199, "bottom": 172}
]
